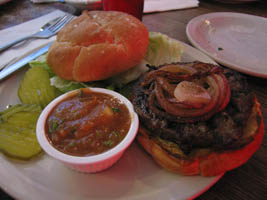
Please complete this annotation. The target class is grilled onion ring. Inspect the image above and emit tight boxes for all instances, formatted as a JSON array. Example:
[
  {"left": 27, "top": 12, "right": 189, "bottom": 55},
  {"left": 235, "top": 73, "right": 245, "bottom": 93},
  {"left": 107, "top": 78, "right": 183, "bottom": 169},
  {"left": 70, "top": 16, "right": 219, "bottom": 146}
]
[{"left": 143, "top": 62, "right": 230, "bottom": 122}]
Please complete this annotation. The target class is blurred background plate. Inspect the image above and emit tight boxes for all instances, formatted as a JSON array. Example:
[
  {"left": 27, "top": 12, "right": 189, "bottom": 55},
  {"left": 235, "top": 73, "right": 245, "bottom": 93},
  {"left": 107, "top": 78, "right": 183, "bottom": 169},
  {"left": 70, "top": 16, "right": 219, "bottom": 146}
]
[
  {"left": 186, "top": 12, "right": 267, "bottom": 78},
  {"left": 0, "top": 0, "right": 12, "bottom": 5}
]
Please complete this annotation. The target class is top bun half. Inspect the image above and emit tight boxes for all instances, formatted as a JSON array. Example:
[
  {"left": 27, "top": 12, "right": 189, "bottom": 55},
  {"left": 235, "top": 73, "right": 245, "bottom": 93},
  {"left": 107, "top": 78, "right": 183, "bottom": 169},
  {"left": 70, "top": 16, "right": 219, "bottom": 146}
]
[{"left": 47, "top": 11, "right": 149, "bottom": 82}]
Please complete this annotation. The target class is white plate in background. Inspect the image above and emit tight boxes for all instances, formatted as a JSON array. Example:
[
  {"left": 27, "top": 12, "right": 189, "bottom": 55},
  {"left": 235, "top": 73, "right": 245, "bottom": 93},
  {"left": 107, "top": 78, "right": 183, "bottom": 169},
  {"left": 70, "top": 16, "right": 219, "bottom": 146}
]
[{"left": 186, "top": 12, "right": 267, "bottom": 78}]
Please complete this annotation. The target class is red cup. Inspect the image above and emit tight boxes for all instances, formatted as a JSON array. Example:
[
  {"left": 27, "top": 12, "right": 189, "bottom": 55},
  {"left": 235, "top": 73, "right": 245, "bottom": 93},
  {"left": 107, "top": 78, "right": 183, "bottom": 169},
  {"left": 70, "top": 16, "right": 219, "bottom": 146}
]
[{"left": 102, "top": 0, "right": 144, "bottom": 20}]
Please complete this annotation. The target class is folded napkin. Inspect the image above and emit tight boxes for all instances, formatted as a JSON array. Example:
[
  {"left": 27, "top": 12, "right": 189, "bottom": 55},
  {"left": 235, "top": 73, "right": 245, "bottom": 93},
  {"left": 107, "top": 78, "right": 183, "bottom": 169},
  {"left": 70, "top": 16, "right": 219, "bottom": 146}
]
[
  {"left": 144, "top": 0, "right": 199, "bottom": 13},
  {"left": 0, "top": 10, "right": 66, "bottom": 70},
  {"left": 31, "top": 0, "right": 63, "bottom": 2},
  {"left": 30, "top": 0, "right": 102, "bottom": 10}
]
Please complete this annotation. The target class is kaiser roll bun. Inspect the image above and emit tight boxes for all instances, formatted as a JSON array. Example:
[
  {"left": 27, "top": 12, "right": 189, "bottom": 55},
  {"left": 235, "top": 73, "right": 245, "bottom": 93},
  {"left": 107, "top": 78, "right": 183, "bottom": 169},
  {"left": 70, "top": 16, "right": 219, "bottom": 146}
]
[{"left": 47, "top": 11, "right": 149, "bottom": 82}]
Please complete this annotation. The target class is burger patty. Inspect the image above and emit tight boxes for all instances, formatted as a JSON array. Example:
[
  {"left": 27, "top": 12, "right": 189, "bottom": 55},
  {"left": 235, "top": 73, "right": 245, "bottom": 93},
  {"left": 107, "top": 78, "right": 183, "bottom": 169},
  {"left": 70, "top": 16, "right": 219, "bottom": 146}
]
[{"left": 132, "top": 66, "right": 254, "bottom": 154}]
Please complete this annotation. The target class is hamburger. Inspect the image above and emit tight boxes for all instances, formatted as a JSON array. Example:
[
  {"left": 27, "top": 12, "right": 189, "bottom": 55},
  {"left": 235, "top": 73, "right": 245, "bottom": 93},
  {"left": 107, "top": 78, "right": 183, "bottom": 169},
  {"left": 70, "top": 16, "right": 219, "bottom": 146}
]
[
  {"left": 47, "top": 10, "right": 149, "bottom": 82},
  {"left": 46, "top": 11, "right": 264, "bottom": 176},
  {"left": 132, "top": 61, "right": 264, "bottom": 176}
]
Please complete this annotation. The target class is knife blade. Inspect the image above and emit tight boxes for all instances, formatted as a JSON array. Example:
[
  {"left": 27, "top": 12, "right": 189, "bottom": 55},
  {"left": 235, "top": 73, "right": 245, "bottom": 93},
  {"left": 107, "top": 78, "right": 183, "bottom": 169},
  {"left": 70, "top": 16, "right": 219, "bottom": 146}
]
[{"left": 0, "top": 42, "right": 52, "bottom": 81}]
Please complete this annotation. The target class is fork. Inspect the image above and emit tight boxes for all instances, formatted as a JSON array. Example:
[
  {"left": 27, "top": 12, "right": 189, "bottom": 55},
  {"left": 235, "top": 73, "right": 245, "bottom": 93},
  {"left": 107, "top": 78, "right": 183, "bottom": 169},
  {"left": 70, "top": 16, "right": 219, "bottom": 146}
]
[{"left": 0, "top": 14, "right": 74, "bottom": 52}]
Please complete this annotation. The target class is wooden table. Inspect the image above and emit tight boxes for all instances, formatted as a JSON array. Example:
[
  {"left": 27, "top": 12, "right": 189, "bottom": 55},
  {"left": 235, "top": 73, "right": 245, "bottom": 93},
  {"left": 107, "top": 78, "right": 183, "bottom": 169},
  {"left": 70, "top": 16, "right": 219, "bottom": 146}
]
[{"left": 0, "top": 0, "right": 266, "bottom": 199}]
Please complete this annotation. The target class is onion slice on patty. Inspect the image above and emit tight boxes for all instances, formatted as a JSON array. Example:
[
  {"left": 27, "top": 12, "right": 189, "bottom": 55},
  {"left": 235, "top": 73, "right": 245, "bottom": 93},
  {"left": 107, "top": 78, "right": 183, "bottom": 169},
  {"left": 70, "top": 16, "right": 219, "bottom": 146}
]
[
  {"left": 174, "top": 81, "right": 211, "bottom": 109},
  {"left": 143, "top": 62, "right": 231, "bottom": 122}
]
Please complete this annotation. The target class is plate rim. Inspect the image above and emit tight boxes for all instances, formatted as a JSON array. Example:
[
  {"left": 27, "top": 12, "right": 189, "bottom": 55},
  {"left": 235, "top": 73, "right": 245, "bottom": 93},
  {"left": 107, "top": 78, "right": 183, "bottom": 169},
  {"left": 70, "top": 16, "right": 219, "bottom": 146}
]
[{"left": 186, "top": 12, "right": 267, "bottom": 79}]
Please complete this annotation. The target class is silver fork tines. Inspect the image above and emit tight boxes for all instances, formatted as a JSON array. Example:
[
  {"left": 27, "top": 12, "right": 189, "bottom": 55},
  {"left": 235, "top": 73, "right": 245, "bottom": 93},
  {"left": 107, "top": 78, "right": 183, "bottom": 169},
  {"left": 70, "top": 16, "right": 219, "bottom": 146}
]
[
  {"left": 0, "top": 14, "right": 74, "bottom": 52},
  {"left": 37, "top": 14, "right": 74, "bottom": 37}
]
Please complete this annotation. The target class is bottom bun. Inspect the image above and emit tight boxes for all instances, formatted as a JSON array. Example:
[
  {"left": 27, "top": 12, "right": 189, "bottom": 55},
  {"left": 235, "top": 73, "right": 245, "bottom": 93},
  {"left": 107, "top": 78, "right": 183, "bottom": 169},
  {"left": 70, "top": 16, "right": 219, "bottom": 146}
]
[{"left": 137, "top": 98, "right": 264, "bottom": 176}]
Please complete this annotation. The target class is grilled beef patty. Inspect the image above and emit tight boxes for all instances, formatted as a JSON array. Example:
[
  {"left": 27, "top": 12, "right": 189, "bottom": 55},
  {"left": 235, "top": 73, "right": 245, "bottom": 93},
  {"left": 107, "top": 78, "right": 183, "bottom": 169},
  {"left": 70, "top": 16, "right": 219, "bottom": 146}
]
[{"left": 132, "top": 66, "right": 254, "bottom": 154}]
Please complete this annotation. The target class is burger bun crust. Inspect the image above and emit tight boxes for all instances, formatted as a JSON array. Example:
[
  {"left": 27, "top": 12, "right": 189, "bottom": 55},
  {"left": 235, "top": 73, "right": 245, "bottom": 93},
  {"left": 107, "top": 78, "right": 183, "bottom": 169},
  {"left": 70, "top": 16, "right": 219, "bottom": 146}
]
[{"left": 47, "top": 11, "right": 149, "bottom": 82}]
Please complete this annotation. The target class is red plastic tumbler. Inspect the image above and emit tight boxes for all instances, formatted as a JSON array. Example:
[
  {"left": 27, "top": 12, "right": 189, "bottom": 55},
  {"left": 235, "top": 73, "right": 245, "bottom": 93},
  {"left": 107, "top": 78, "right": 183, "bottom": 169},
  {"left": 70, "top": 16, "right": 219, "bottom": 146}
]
[{"left": 102, "top": 0, "right": 144, "bottom": 20}]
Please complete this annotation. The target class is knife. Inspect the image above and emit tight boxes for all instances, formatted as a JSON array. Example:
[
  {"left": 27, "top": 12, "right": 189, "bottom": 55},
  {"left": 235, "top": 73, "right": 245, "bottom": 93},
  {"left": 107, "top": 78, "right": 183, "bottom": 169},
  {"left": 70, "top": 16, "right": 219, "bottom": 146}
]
[{"left": 0, "top": 42, "right": 52, "bottom": 81}]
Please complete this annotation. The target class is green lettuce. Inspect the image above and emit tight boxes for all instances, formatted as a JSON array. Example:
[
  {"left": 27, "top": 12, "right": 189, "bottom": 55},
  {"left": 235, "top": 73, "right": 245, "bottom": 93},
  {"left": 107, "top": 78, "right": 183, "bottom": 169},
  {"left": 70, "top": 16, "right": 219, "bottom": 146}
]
[
  {"left": 112, "top": 32, "right": 184, "bottom": 85},
  {"left": 29, "top": 54, "right": 54, "bottom": 77},
  {"left": 110, "top": 60, "right": 149, "bottom": 87},
  {"left": 145, "top": 32, "right": 184, "bottom": 67},
  {"left": 50, "top": 76, "right": 116, "bottom": 94},
  {"left": 49, "top": 76, "right": 89, "bottom": 93}
]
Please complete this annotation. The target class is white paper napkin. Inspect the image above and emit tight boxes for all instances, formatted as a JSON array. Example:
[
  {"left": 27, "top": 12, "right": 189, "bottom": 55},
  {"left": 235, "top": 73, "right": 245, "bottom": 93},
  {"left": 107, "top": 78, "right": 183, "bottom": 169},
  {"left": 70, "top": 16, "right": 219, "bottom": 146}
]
[
  {"left": 144, "top": 0, "right": 199, "bottom": 13},
  {"left": 31, "top": 0, "right": 59, "bottom": 2},
  {"left": 0, "top": 10, "right": 66, "bottom": 70}
]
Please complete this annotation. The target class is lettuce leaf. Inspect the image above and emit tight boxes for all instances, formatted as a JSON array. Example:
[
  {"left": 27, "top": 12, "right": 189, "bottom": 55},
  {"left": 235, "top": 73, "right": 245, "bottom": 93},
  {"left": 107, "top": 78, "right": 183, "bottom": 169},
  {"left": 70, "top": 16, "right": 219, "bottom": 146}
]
[
  {"left": 145, "top": 32, "right": 184, "bottom": 67},
  {"left": 111, "top": 32, "right": 184, "bottom": 85},
  {"left": 110, "top": 60, "right": 148, "bottom": 87},
  {"left": 50, "top": 76, "right": 90, "bottom": 93},
  {"left": 28, "top": 54, "right": 55, "bottom": 77}
]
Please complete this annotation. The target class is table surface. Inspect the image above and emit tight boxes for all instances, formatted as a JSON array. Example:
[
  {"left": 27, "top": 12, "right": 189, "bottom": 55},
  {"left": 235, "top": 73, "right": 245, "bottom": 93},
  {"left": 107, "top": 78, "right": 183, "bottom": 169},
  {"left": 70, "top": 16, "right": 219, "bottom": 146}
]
[{"left": 0, "top": 0, "right": 266, "bottom": 200}]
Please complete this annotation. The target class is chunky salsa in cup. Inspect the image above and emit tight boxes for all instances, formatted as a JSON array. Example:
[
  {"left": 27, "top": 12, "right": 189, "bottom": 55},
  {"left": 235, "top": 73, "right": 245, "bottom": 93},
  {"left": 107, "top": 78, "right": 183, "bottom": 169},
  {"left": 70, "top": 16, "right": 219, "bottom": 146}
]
[{"left": 45, "top": 89, "right": 131, "bottom": 156}]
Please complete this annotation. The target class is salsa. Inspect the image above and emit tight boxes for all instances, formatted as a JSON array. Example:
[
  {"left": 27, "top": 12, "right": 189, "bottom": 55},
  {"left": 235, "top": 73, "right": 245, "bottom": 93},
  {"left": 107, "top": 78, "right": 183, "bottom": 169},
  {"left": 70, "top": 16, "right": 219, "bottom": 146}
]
[{"left": 45, "top": 89, "right": 131, "bottom": 156}]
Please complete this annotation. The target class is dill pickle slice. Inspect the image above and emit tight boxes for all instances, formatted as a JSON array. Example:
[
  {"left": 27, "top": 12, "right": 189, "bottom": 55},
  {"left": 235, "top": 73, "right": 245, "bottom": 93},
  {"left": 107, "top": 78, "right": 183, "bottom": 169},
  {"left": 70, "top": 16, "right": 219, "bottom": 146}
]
[
  {"left": 18, "top": 66, "right": 61, "bottom": 108},
  {"left": 0, "top": 104, "right": 40, "bottom": 121},
  {"left": 0, "top": 104, "right": 42, "bottom": 159}
]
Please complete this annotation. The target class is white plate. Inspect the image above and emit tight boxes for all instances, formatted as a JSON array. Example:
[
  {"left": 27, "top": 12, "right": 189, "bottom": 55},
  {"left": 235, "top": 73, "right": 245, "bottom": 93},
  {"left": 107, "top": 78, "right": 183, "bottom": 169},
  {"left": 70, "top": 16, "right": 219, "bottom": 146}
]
[
  {"left": 0, "top": 41, "right": 223, "bottom": 200},
  {"left": 186, "top": 12, "right": 267, "bottom": 78}
]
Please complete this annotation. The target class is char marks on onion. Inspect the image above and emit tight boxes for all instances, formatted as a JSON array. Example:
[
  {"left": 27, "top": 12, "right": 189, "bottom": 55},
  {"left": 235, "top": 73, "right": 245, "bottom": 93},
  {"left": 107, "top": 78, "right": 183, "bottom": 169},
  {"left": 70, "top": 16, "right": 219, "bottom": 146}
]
[{"left": 141, "top": 61, "right": 231, "bottom": 123}]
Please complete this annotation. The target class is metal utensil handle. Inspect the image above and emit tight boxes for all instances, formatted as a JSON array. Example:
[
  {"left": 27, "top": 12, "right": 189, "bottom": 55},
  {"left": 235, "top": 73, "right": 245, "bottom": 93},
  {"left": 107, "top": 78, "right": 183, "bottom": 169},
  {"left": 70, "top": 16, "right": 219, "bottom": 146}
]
[
  {"left": 0, "top": 43, "right": 52, "bottom": 81},
  {"left": 0, "top": 34, "right": 33, "bottom": 52}
]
